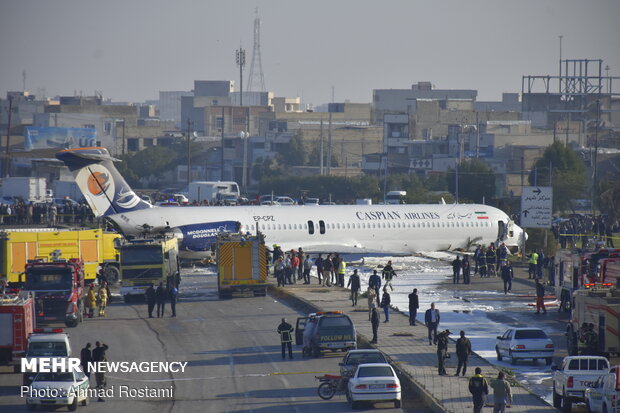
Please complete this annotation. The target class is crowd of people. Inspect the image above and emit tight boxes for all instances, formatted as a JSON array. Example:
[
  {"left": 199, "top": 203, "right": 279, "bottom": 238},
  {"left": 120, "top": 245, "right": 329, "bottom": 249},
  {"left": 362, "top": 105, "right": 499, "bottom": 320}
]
[
  {"left": 552, "top": 214, "right": 618, "bottom": 249},
  {"left": 0, "top": 199, "right": 95, "bottom": 226}
]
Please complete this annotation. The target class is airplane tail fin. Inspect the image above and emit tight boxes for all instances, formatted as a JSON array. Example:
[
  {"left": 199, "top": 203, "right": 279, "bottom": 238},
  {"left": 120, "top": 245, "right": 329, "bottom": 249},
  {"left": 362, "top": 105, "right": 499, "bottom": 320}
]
[{"left": 56, "top": 147, "right": 152, "bottom": 217}]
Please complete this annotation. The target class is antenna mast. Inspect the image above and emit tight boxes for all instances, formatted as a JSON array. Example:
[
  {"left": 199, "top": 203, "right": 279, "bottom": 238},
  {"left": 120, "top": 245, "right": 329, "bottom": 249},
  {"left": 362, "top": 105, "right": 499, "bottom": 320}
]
[{"left": 247, "top": 8, "right": 266, "bottom": 92}]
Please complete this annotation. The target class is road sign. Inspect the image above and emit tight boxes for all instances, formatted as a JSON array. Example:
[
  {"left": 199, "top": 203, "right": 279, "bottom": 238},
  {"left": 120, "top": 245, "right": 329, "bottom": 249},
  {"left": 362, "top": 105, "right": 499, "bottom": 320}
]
[{"left": 520, "top": 186, "right": 553, "bottom": 228}]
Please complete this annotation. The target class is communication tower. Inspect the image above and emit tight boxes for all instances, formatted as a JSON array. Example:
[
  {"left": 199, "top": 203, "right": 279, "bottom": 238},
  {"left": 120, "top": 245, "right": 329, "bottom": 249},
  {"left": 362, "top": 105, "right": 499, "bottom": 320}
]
[{"left": 247, "top": 8, "right": 266, "bottom": 92}]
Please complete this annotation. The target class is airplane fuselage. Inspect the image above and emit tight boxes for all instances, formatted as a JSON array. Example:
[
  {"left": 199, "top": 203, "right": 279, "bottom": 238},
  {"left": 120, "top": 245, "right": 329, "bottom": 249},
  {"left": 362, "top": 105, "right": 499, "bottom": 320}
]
[{"left": 110, "top": 203, "right": 523, "bottom": 255}]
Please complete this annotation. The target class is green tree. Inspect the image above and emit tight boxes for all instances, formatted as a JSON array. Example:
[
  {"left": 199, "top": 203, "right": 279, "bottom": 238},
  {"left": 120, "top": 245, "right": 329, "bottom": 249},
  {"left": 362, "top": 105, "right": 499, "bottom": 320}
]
[
  {"left": 117, "top": 146, "right": 177, "bottom": 187},
  {"left": 252, "top": 157, "right": 283, "bottom": 182},
  {"left": 307, "top": 139, "right": 339, "bottom": 168},
  {"left": 528, "top": 141, "right": 586, "bottom": 212},
  {"left": 277, "top": 130, "right": 306, "bottom": 166},
  {"left": 447, "top": 159, "right": 496, "bottom": 203}
]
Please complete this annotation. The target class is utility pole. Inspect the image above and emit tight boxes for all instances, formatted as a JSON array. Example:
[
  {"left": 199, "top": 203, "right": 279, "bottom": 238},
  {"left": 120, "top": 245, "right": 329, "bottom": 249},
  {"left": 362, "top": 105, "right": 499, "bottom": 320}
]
[
  {"left": 319, "top": 119, "right": 324, "bottom": 175},
  {"left": 592, "top": 99, "right": 600, "bottom": 217},
  {"left": 4, "top": 95, "right": 13, "bottom": 178},
  {"left": 327, "top": 111, "right": 333, "bottom": 175},
  {"left": 236, "top": 48, "right": 246, "bottom": 106},
  {"left": 187, "top": 118, "right": 192, "bottom": 188},
  {"left": 122, "top": 118, "right": 126, "bottom": 156},
  {"left": 221, "top": 106, "right": 225, "bottom": 180}
]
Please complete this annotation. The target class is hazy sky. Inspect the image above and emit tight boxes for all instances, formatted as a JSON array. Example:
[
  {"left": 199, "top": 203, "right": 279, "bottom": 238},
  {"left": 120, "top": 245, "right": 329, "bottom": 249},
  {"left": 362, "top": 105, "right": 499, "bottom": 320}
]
[{"left": 1, "top": 0, "right": 619, "bottom": 106}]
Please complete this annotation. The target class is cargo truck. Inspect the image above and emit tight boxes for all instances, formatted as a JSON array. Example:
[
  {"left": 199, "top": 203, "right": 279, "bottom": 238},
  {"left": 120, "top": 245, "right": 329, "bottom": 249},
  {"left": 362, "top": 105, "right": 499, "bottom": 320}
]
[
  {"left": 0, "top": 292, "right": 35, "bottom": 372},
  {"left": 1, "top": 177, "right": 49, "bottom": 202},
  {"left": 188, "top": 181, "right": 240, "bottom": 204},
  {"left": 117, "top": 236, "right": 180, "bottom": 302},
  {"left": 0, "top": 228, "right": 121, "bottom": 284},
  {"left": 216, "top": 233, "right": 267, "bottom": 299}
]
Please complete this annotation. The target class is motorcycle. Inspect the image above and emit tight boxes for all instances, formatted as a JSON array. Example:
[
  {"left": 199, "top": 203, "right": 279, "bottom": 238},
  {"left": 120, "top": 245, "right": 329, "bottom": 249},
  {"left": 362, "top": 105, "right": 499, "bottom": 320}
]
[{"left": 316, "top": 373, "right": 350, "bottom": 400}]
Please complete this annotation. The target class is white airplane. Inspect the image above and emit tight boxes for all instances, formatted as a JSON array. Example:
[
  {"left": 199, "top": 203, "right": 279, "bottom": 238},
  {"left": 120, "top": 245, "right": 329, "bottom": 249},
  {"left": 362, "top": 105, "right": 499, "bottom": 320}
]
[{"left": 57, "top": 147, "right": 525, "bottom": 257}]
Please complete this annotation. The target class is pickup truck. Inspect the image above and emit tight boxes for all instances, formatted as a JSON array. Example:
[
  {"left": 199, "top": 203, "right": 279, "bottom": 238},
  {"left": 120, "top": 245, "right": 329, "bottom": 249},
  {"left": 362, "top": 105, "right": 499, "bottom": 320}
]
[
  {"left": 553, "top": 356, "right": 610, "bottom": 412},
  {"left": 585, "top": 365, "right": 620, "bottom": 413}
]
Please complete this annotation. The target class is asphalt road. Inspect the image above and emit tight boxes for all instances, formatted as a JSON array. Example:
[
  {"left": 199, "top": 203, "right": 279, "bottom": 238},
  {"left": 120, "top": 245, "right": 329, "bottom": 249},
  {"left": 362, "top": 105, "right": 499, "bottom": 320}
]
[{"left": 0, "top": 271, "right": 425, "bottom": 412}]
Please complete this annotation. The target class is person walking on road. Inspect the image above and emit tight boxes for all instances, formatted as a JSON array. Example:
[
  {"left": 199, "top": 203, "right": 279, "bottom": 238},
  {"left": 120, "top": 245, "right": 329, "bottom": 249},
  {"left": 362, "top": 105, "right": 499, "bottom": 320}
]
[
  {"left": 535, "top": 278, "right": 546, "bottom": 314},
  {"left": 169, "top": 286, "right": 178, "bottom": 317},
  {"left": 314, "top": 254, "right": 324, "bottom": 285},
  {"left": 490, "top": 371, "right": 512, "bottom": 413},
  {"left": 367, "top": 286, "right": 377, "bottom": 321},
  {"left": 462, "top": 256, "right": 471, "bottom": 284},
  {"left": 97, "top": 282, "right": 108, "bottom": 317},
  {"left": 452, "top": 256, "right": 462, "bottom": 284},
  {"left": 92, "top": 341, "right": 109, "bottom": 402},
  {"left": 468, "top": 367, "right": 489, "bottom": 413},
  {"left": 337, "top": 255, "right": 346, "bottom": 287},
  {"left": 455, "top": 330, "right": 472, "bottom": 376},
  {"left": 86, "top": 284, "right": 97, "bottom": 318},
  {"left": 380, "top": 287, "right": 391, "bottom": 322},
  {"left": 156, "top": 282, "right": 167, "bottom": 318},
  {"left": 528, "top": 250, "right": 539, "bottom": 279},
  {"left": 500, "top": 261, "right": 514, "bottom": 294},
  {"left": 277, "top": 318, "right": 294, "bottom": 360},
  {"left": 80, "top": 343, "right": 92, "bottom": 378},
  {"left": 370, "top": 304, "right": 380, "bottom": 343},
  {"left": 436, "top": 329, "right": 450, "bottom": 376},
  {"left": 382, "top": 260, "right": 397, "bottom": 290},
  {"left": 425, "top": 303, "right": 441, "bottom": 345},
  {"left": 347, "top": 269, "right": 361, "bottom": 306},
  {"left": 303, "top": 254, "right": 313, "bottom": 284},
  {"left": 408, "top": 288, "right": 419, "bottom": 326},
  {"left": 145, "top": 283, "right": 156, "bottom": 318},
  {"left": 369, "top": 270, "right": 381, "bottom": 307}
]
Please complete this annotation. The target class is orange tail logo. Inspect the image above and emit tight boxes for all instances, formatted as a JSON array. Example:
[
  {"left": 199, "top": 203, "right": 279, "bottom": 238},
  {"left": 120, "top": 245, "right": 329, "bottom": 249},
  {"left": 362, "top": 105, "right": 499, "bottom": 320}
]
[{"left": 87, "top": 172, "right": 110, "bottom": 196}]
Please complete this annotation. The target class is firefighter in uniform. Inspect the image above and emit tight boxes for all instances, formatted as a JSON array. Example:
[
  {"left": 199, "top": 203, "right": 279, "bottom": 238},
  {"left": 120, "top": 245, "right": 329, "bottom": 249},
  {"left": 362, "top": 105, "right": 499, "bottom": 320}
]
[
  {"left": 478, "top": 247, "right": 487, "bottom": 278},
  {"left": 277, "top": 318, "right": 294, "bottom": 360},
  {"left": 98, "top": 282, "right": 108, "bottom": 317},
  {"left": 86, "top": 284, "right": 97, "bottom": 318},
  {"left": 486, "top": 245, "right": 496, "bottom": 277}
]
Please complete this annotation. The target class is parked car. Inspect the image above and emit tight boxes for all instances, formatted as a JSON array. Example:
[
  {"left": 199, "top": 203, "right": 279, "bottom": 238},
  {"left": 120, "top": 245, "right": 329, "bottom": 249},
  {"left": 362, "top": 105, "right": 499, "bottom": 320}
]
[
  {"left": 26, "top": 368, "right": 90, "bottom": 411},
  {"left": 495, "top": 327, "right": 554, "bottom": 365},
  {"left": 52, "top": 198, "right": 79, "bottom": 207},
  {"left": 585, "top": 365, "right": 620, "bottom": 413},
  {"left": 347, "top": 363, "right": 401, "bottom": 409},
  {"left": 275, "top": 196, "right": 296, "bottom": 205},
  {"left": 553, "top": 356, "right": 610, "bottom": 411},
  {"left": 339, "top": 349, "right": 389, "bottom": 377},
  {"left": 303, "top": 197, "right": 320, "bottom": 205},
  {"left": 295, "top": 311, "right": 356, "bottom": 357}
]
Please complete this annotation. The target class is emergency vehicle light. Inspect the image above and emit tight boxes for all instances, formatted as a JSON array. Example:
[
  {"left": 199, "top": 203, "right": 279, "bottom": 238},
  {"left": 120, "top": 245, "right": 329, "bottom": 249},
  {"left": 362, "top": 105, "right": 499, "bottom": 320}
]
[{"left": 33, "top": 328, "right": 64, "bottom": 333}]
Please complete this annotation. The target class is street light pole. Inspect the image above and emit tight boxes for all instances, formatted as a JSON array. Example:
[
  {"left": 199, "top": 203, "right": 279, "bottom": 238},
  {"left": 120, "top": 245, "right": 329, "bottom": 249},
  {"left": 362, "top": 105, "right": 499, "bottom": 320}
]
[
  {"left": 4, "top": 95, "right": 13, "bottom": 178},
  {"left": 236, "top": 48, "right": 246, "bottom": 106},
  {"left": 187, "top": 118, "right": 192, "bottom": 189}
]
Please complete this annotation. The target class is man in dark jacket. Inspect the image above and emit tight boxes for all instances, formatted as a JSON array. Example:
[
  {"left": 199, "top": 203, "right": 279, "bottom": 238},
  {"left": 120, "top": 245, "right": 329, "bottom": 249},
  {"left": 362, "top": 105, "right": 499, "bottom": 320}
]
[
  {"left": 436, "top": 329, "right": 450, "bottom": 376},
  {"left": 408, "top": 288, "right": 419, "bottom": 326},
  {"left": 169, "top": 286, "right": 178, "bottom": 317},
  {"left": 368, "top": 270, "right": 382, "bottom": 306},
  {"left": 92, "top": 341, "right": 109, "bottom": 402},
  {"left": 452, "top": 256, "right": 462, "bottom": 284},
  {"left": 500, "top": 261, "right": 514, "bottom": 294},
  {"left": 347, "top": 269, "right": 361, "bottom": 306},
  {"left": 156, "top": 282, "right": 167, "bottom": 318},
  {"left": 277, "top": 318, "right": 294, "bottom": 360},
  {"left": 80, "top": 343, "right": 92, "bottom": 378},
  {"left": 370, "top": 304, "right": 380, "bottom": 343},
  {"left": 380, "top": 287, "right": 391, "bottom": 322},
  {"left": 469, "top": 367, "right": 489, "bottom": 413},
  {"left": 462, "top": 256, "right": 471, "bottom": 284},
  {"left": 425, "top": 303, "right": 441, "bottom": 345},
  {"left": 145, "top": 284, "right": 156, "bottom": 318},
  {"left": 455, "top": 330, "right": 472, "bottom": 376}
]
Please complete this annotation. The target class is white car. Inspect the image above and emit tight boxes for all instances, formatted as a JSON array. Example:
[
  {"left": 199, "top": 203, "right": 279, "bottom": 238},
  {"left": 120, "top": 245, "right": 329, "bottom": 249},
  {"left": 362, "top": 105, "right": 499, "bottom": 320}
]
[
  {"left": 275, "top": 196, "right": 296, "bottom": 205},
  {"left": 496, "top": 327, "right": 554, "bottom": 365},
  {"left": 347, "top": 363, "right": 401, "bottom": 409},
  {"left": 27, "top": 368, "right": 90, "bottom": 411}
]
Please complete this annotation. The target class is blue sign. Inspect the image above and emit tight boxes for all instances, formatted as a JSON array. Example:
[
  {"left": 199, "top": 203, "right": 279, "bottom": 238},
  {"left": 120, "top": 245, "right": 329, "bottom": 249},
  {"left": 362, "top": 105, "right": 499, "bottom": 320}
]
[
  {"left": 25, "top": 127, "right": 97, "bottom": 151},
  {"left": 178, "top": 221, "right": 240, "bottom": 251}
]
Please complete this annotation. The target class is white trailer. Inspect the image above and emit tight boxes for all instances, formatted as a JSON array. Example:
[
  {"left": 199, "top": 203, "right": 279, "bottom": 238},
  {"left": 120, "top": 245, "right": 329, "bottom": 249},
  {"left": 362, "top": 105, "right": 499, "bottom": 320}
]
[
  {"left": 1, "top": 177, "right": 48, "bottom": 202},
  {"left": 188, "top": 181, "right": 240, "bottom": 203}
]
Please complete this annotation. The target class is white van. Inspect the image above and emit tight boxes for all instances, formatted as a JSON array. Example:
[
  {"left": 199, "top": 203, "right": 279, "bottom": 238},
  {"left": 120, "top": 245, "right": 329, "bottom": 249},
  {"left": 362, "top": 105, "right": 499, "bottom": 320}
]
[{"left": 188, "top": 181, "right": 240, "bottom": 203}]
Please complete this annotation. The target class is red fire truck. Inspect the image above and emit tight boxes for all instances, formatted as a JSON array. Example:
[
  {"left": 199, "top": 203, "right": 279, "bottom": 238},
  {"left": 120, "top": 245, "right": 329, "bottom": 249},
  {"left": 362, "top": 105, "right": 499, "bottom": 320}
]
[
  {"left": 0, "top": 293, "right": 35, "bottom": 372},
  {"left": 23, "top": 258, "right": 85, "bottom": 327}
]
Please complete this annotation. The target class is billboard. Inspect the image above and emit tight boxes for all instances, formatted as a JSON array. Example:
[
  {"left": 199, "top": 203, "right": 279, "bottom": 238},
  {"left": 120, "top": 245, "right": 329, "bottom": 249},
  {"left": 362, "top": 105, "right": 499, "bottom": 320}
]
[{"left": 24, "top": 127, "right": 97, "bottom": 151}]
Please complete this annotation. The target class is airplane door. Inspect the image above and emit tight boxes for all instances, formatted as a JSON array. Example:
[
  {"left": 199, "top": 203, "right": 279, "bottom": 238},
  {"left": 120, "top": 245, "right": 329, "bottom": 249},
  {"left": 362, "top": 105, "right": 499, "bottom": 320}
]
[{"left": 497, "top": 221, "right": 507, "bottom": 241}]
